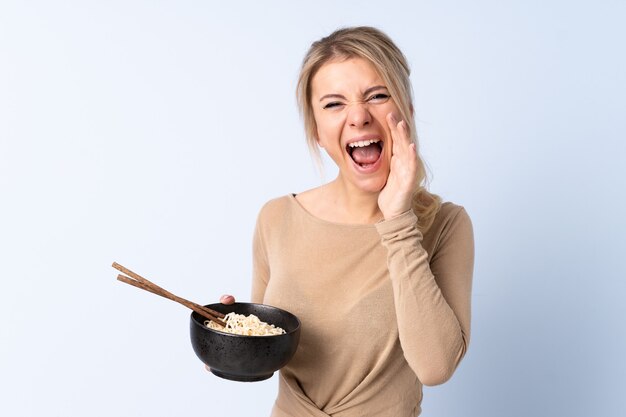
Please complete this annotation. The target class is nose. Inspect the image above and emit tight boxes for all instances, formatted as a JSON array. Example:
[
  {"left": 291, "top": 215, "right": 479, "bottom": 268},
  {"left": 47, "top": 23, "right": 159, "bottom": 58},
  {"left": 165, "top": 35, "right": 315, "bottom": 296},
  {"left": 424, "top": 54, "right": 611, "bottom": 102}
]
[{"left": 347, "top": 102, "right": 371, "bottom": 128}]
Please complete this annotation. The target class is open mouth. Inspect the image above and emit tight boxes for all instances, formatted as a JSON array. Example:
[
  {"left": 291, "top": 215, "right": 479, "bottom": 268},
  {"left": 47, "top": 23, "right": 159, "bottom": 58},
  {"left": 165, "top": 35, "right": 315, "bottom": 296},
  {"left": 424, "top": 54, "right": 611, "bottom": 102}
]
[{"left": 347, "top": 139, "right": 384, "bottom": 168}]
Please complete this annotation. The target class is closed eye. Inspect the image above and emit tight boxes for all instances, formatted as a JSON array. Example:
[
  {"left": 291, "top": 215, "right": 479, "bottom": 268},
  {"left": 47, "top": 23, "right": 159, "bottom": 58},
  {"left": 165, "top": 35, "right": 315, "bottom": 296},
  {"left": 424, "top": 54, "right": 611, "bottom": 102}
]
[
  {"left": 321, "top": 93, "right": 390, "bottom": 109},
  {"left": 322, "top": 101, "right": 344, "bottom": 109},
  {"left": 367, "top": 93, "right": 391, "bottom": 103}
]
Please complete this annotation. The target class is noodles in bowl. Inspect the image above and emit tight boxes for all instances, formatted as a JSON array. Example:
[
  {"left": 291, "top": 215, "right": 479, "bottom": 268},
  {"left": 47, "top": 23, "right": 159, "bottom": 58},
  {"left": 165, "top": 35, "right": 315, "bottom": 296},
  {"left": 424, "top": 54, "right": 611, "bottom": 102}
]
[
  {"left": 190, "top": 302, "right": 301, "bottom": 382},
  {"left": 205, "top": 312, "right": 286, "bottom": 336}
]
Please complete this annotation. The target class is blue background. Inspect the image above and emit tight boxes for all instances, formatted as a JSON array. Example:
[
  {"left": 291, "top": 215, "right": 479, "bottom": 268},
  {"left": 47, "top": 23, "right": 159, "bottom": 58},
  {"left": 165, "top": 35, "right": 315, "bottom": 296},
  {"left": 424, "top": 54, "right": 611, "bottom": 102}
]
[{"left": 1, "top": 1, "right": 624, "bottom": 416}]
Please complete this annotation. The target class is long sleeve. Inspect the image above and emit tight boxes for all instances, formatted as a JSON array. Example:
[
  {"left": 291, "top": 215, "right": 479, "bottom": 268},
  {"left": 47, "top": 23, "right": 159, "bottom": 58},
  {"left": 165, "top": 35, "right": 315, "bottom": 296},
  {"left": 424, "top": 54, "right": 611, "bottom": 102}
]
[
  {"left": 251, "top": 213, "right": 270, "bottom": 304},
  {"left": 375, "top": 206, "right": 474, "bottom": 386}
]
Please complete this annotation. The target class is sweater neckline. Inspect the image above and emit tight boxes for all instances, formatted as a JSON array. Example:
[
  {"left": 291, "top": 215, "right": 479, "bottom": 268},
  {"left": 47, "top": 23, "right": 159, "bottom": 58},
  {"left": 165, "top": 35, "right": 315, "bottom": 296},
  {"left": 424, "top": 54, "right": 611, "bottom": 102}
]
[{"left": 287, "top": 193, "right": 380, "bottom": 230}]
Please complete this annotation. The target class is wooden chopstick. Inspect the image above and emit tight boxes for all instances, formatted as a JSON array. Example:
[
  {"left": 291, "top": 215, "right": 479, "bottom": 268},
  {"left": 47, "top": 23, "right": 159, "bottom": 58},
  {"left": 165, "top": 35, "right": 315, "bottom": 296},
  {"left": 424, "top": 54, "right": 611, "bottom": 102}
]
[
  {"left": 113, "top": 262, "right": 224, "bottom": 318},
  {"left": 115, "top": 274, "right": 226, "bottom": 326},
  {"left": 113, "top": 262, "right": 227, "bottom": 327},
  {"left": 117, "top": 274, "right": 226, "bottom": 326},
  {"left": 112, "top": 262, "right": 225, "bottom": 318}
]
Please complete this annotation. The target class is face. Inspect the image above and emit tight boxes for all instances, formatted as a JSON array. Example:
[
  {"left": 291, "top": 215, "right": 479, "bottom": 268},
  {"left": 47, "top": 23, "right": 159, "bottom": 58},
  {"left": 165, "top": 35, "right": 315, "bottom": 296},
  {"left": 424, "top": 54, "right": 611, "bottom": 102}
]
[{"left": 311, "top": 57, "right": 399, "bottom": 194}]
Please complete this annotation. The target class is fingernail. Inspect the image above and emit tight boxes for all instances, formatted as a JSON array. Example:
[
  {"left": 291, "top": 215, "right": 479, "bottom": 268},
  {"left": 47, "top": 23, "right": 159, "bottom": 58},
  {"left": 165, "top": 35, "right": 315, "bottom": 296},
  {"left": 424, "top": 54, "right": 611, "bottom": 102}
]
[{"left": 389, "top": 113, "right": 397, "bottom": 124}]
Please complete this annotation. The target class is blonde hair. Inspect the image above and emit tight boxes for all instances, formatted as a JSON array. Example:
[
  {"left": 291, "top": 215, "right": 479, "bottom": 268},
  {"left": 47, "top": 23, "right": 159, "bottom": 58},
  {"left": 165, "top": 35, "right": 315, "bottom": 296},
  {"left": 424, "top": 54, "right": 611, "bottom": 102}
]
[{"left": 296, "top": 26, "right": 441, "bottom": 231}]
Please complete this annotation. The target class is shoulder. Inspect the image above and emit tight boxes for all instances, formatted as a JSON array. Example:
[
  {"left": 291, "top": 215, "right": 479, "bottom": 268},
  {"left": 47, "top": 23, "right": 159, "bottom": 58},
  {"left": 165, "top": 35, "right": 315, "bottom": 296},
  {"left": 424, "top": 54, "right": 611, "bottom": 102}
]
[
  {"left": 259, "top": 186, "right": 327, "bottom": 223},
  {"left": 256, "top": 194, "right": 297, "bottom": 228},
  {"left": 435, "top": 202, "right": 471, "bottom": 227},
  {"left": 258, "top": 194, "right": 293, "bottom": 215},
  {"left": 425, "top": 202, "right": 473, "bottom": 253}
]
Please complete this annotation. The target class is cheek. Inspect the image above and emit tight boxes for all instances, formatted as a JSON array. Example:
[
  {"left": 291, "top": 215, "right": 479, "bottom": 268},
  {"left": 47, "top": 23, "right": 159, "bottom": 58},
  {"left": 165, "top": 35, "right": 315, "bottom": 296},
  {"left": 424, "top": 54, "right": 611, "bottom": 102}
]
[{"left": 315, "top": 115, "right": 345, "bottom": 146}]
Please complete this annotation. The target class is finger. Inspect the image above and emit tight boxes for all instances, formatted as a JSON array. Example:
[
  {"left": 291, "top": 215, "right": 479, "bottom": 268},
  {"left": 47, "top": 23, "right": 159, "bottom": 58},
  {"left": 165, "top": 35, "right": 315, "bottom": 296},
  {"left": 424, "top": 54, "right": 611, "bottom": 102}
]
[
  {"left": 396, "top": 121, "right": 409, "bottom": 157},
  {"left": 386, "top": 113, "right": 411, "bottom": 155},
  {"left": 385, "top": 112, "right": 397, "bottom": 155},
  {"left": 408, "top": 143, "right": 418, "bottom": 168},
  {"left": 386, "top": 112, "right": 398, "bottom": 129},
  {"left": 220, "top": 294, "right": 235, "bottom": 304}
]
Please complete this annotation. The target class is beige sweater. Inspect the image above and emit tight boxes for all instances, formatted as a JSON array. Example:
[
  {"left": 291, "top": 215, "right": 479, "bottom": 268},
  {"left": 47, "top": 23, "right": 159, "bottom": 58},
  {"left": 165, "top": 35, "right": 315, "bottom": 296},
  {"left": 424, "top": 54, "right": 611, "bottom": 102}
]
[{"left": 251, "top": 195, "right": 474, "bottom": 417}]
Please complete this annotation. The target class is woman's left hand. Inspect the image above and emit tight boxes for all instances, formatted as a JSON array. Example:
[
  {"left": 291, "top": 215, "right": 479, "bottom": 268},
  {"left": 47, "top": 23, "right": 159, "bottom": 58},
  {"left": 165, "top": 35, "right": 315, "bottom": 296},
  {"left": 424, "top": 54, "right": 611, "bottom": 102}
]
[{"left": 378, "top": 112, "right": 419, "bottom": 220}]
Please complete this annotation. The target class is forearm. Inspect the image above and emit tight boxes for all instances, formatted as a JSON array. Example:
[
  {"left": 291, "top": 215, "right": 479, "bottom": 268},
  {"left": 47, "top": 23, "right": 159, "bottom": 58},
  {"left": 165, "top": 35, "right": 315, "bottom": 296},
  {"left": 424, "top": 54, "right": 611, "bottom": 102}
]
[
  {"left": 389, "top": 244, "right": 468, "bottom": 385},
  {"left": 377, "top": 209, "right": 473, "bottom": 386}
]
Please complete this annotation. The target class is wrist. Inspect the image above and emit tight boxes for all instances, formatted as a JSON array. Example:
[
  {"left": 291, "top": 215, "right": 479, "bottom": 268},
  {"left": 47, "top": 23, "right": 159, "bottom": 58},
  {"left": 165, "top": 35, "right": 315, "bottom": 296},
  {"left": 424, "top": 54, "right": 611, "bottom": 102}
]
[
  {"left": 380, "top": 207, "right": 413, "bottom": 222},
  {"left": 381, "top": 204, "right": 412, "bottom": 221}
]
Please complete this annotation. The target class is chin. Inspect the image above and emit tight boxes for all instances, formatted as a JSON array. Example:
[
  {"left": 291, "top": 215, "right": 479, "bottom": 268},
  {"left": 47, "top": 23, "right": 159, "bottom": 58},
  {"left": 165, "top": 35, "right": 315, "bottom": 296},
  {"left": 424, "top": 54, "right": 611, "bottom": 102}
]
[{"left": 354, "top": 176, "right": 388, "bottom": 194}]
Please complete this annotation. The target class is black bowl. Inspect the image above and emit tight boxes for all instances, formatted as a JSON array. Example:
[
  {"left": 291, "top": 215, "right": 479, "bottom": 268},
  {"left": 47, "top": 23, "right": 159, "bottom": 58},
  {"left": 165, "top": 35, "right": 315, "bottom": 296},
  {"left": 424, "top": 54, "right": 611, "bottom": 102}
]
[{"left": 190, "top": 302, "right": 301, "bottom": 382}]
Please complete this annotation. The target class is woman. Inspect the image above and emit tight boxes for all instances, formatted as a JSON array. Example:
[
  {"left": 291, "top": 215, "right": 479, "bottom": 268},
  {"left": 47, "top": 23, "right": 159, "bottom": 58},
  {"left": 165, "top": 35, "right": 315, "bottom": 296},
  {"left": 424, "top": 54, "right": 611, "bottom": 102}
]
[{"left": 221, "top": 26, "right": 474, "bottom": 417}]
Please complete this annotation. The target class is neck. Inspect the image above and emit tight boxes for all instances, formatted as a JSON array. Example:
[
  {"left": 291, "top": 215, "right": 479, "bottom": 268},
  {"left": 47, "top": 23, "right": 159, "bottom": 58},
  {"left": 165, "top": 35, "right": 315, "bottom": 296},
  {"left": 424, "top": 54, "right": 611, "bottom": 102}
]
[{"left": 324, "top": 178, "right": 383, "bottom": 224}]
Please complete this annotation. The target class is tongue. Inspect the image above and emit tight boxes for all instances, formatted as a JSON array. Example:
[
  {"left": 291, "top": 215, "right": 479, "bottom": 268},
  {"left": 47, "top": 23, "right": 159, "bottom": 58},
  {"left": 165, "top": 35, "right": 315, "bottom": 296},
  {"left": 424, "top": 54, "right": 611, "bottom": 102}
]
[{"left": 351, "top": 144, "right": 381, "bottom": 164}]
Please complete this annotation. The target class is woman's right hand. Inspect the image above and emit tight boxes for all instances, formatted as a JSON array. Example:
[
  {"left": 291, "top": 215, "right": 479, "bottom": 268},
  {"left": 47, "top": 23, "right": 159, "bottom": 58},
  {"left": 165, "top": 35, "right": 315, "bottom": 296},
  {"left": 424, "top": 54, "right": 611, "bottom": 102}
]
[{"left": 219, "top": 294, "right": 235, "bottom": 305}]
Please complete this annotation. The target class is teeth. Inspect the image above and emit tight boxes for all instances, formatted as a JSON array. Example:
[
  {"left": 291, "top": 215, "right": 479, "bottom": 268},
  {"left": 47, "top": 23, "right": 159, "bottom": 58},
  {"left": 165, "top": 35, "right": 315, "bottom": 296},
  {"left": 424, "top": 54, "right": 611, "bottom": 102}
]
[{"left": 348, "top": 139, "right": 380, "bottom": 148}]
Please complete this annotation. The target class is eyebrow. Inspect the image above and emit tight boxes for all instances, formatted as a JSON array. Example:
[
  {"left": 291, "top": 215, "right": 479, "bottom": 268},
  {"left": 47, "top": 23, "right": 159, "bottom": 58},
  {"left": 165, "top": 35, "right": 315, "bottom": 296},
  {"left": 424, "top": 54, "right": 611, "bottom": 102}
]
[{"left": 318, "top": 85, "right": 388, "bottom": 102}]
